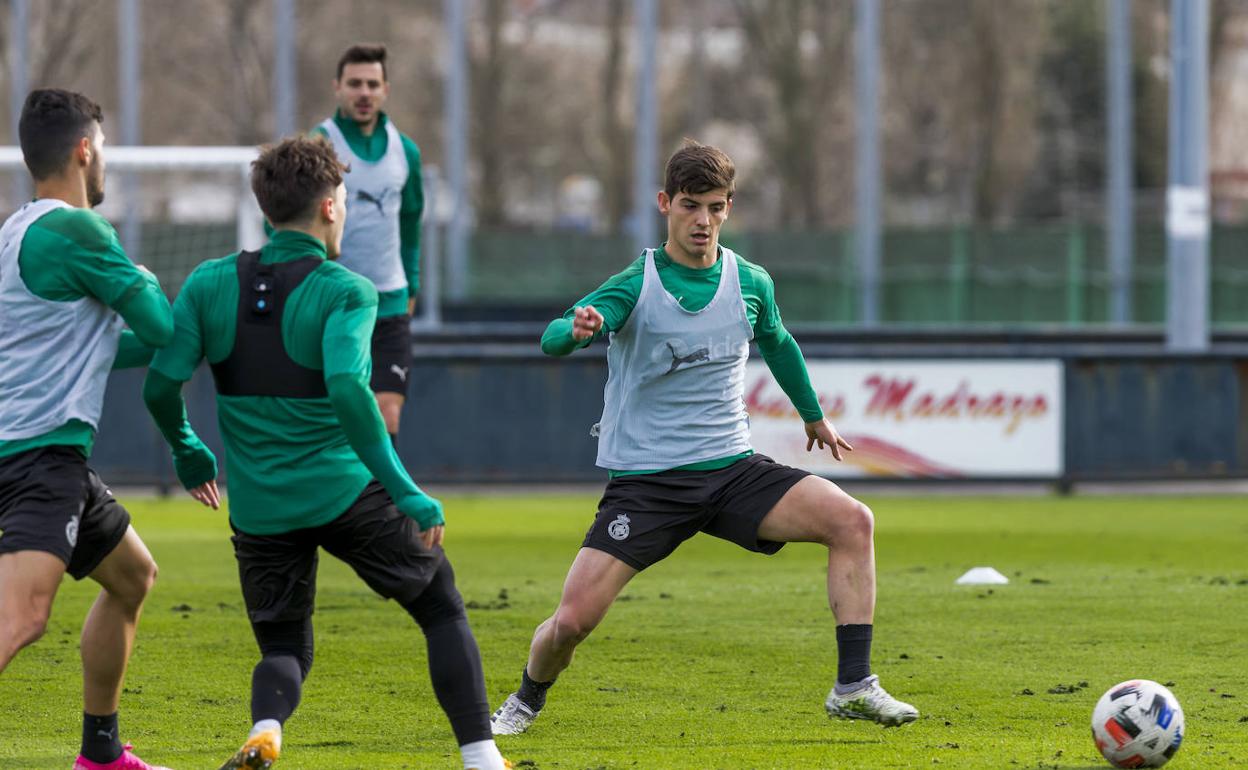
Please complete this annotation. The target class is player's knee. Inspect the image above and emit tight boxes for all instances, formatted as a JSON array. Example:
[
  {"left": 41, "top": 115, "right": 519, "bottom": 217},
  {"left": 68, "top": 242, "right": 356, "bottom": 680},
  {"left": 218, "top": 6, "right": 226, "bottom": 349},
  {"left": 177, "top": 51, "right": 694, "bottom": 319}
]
[
  {"left": 551, "top": 606, "right": 596, "bottom": 647},
  {"left": 844, "top": 500, "right": 875, "bottom": 544},
  {"left": 822, "top": 498, "right": 874, "bottom": 549},
  {"left": 3, "top": 605, "right": 51, "bottom": 651},
  {"left": 115, "top": 556, "right": 158, "bottom": 611}
]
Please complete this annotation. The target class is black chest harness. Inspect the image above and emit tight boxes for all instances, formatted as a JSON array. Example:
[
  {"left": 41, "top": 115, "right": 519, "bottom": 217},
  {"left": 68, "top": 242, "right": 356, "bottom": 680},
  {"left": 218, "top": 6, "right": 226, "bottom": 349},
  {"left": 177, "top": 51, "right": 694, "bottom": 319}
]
[{"left": 209, "top": 251, "right": 328, "bottom": 399}]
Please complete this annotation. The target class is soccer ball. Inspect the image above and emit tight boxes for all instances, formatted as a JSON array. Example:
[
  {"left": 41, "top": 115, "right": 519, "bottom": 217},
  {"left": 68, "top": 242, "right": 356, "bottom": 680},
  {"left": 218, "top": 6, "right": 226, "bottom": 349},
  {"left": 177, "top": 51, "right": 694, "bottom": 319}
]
[{"left": 1091, "top": 679, "right": 1184, "bottom": 768}]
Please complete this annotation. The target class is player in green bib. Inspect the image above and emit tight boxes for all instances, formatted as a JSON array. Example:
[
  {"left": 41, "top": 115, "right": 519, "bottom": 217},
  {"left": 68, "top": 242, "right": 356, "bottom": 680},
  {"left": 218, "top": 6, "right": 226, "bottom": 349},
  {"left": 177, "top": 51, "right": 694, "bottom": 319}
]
[
  {"left": 0, "top": 89, "right": 196, "bottom": 770},
  {"left": 312, "top": 43, "right": 424, "bottom": 443},
  {"left": 490, "top": 142, "right": 917, "bottom": 737},
  {"left": 142, "top": 136, "right": 508, "bottom": 770}
]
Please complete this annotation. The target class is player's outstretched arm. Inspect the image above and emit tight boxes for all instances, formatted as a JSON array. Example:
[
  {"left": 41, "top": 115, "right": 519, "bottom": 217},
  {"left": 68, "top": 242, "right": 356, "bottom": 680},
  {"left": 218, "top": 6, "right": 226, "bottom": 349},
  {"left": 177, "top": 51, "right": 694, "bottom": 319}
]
[
  {"left": 141, "top": 370, "right": 220, "bottom": 508},
  {"left": 540, "top": 305, "right": 605, "bottom": 356}
]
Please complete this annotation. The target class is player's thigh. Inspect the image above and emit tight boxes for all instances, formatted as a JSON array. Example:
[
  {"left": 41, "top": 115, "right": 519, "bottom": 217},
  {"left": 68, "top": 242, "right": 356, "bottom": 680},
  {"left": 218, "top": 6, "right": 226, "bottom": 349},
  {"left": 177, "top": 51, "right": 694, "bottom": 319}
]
[
  {"left": 555, "top": 547, "right": 638, "bottom": 630},
  {"left": 369, "top": 315, "right": 413, "bottom": 398},
  {"left": 231, "top": 525, "right": 320, "bottom": 625},
  {"left": 87, "top": 525, "right": 157, "bottom": 606},
  {"left": 756, "top": 475, "right": 870, "bottom": 545},
  {"left": 72, "top": 468, "right": 138, "bottom": 583},
  {"left": 318, "top": 482, "right": 441, "bottom": 606},
  {"left": 581, "top": 474, "right": 711, "bottom": 572},
  {"left": 0, "top": 550, "right": 65, "bottom": 632},
  {"left": 701, "top": 455, "right": 809, "bottom": 554}
]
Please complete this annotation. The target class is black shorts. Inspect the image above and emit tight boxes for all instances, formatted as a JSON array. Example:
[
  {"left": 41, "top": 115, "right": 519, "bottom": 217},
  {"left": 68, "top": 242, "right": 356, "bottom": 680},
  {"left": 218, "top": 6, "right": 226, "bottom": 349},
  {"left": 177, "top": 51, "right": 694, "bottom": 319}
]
[
  {"left": 230, "top": 481, "right": 443, "bottom": 624},
  {"left": 0, "top": 446, "right": 131, "bottom": 580},
  {"left": 583, "top": 454, "right": 811, "bottom": 571},
  {"left": 370, "top": 314, "right": 413, "bottom": 395}
]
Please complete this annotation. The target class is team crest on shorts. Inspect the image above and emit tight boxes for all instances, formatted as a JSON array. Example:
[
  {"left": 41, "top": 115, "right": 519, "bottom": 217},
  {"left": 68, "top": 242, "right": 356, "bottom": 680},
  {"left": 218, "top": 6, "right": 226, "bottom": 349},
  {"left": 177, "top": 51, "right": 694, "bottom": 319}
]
[
  {"left": 607, "top": 513, "right": 631, "bottom": 541},
  {"left": 66, "top": 516, "right": 80, "bottom": 548}
]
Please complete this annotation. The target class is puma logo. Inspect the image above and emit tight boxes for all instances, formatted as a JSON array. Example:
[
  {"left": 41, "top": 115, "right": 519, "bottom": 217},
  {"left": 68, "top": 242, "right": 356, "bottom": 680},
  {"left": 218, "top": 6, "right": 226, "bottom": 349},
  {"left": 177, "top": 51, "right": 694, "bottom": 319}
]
[
  {"left": 356, "top": 189, "right": 389, "bottom": 214},
  {"left": 664, "top": 341, "right": 710, "bottom": 375},
  {"left": 389, "top": 364, "right": 409, "bottom": 383},
  {"left": 96, "top": 727, "right": 116, "bottom": 740}
]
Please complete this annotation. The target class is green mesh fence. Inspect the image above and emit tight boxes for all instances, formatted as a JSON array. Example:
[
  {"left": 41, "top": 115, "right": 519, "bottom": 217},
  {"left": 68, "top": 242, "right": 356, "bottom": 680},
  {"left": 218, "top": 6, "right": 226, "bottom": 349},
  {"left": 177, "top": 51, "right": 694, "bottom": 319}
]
[{"left": 463, "top": 225, "right": 1248, "bottom": 327}]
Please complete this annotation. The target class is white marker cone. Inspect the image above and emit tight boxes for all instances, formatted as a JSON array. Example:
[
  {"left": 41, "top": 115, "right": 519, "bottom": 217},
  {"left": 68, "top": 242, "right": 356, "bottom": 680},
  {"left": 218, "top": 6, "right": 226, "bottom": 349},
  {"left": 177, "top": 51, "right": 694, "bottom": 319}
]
[{"left": 955, "top": 566, "right": 1010, "bottom": 585}]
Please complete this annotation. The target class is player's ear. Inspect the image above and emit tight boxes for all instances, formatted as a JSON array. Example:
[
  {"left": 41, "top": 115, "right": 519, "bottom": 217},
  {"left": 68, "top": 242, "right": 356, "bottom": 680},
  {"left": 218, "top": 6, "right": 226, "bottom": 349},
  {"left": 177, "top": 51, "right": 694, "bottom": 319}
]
[
  {"left": 74, "top": 136, "right": 92, "bottom": 167},
  {"left": 657, "top": 190, "right": 671, "bottom": 215},
  {"left": 321, "top": 196, "right": 337, "bottom": 224}
]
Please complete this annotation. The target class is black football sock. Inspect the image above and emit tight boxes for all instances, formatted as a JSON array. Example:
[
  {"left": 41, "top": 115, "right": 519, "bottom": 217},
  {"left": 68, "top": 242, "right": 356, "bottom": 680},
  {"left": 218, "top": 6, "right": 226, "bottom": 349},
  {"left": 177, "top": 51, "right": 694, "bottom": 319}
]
[
  {"left": 405, "top": 559, "right": 492, "bottom": 745},
  {"left": 835, "top": 623, "right": 873, "bottom": 686},
  {"left": 516, "top": 667, "right": 555, "bottom": 712},
  {"left": 250, "top": 654, "right": 304, "bottom": 724},
  {"left": 81, "top": 711, "right": 122, "bottom": 764}
]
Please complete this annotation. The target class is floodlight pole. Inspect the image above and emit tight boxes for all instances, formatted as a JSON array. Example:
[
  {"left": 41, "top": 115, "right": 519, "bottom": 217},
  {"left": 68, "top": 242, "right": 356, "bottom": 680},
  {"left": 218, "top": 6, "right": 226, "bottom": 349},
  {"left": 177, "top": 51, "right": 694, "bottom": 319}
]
[
  {"left": 118, "top": 0, "right": 142, "bottom": 266},
  {"left": 273, "top": 0, "right": 297, "bottom": 138},
  {"left": 1106, "top": 0, "right": 1134, "bottom": 325},
  {"left": 632, "top": 0, "right": 659, "bottom": 257},
  {"left": 444, "top": 0, "right": 472, "bottom": 302},
  {"left": 855, "top": 0, "right": 882, "bottom": 326},
  {"left": 1165, "top": 0, "right": 1210, "bottom": 351}
]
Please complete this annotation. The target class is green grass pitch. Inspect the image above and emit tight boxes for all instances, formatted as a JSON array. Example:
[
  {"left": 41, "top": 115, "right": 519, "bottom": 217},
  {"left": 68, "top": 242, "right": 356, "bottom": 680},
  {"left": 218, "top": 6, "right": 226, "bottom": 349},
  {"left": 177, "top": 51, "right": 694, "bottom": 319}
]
[{"left": 2, "top": 492, "right": 1246, "bottom": 769}]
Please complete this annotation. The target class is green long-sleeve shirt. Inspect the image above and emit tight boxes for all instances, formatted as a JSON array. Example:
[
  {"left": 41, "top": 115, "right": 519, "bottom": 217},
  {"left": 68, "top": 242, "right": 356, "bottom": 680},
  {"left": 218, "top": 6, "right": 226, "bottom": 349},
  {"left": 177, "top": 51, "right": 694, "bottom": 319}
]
[
  {"left": 143, "top": 230, "right": 440, "bottom": 535},
  {"left": 542, "top": 246, "right": 823, "bottom": 476},
  {"left": 312, "top": 110, "right": 423, "bottom": 317},
  {"left": 0, "top": 206, "right": 172, "bottom": 460}
]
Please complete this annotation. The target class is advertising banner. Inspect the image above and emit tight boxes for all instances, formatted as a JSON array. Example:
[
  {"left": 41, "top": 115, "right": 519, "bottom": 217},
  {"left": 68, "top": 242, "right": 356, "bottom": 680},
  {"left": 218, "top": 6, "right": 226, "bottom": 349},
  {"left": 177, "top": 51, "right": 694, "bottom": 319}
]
[{"left": 745, "top": 360, "right": 1064, "bottom": 478}]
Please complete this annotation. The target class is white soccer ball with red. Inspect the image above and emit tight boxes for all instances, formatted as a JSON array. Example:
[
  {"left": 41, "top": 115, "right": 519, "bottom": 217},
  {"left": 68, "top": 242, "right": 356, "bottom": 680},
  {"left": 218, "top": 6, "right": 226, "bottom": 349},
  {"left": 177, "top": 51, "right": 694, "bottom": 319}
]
[{"left": 1091, "top": 679, "right": 1184, "bottom": 768}]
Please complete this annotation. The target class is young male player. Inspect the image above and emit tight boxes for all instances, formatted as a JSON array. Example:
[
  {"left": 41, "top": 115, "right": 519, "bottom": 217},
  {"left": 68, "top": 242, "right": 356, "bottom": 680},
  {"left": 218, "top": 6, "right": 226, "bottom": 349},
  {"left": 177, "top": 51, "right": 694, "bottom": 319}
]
[
  {"left": 490, "top": 141, "right": 918, "bottom": 735},
  {"left": 312, "top": 42, "right": 424, "bottom": 442},
  {"left": 0, "top": 89, "right": 206, "bottom": 770},
  {"left": 141, "top": 136, "right": 509, "bottom": 770}
]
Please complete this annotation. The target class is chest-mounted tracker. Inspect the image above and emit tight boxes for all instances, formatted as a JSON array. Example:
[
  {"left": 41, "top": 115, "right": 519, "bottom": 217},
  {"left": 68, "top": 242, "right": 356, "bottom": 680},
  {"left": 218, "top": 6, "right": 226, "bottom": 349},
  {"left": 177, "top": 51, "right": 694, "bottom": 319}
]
[{"left": 209, "top": 251, "right": 328, "bottom": 399}]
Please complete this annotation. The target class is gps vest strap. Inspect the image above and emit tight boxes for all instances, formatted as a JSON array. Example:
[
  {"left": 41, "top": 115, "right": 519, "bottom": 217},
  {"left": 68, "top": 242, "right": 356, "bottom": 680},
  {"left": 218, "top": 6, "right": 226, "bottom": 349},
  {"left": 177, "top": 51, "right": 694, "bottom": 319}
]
[{"left": 210, "top": 251, "right": 328, "bottom": 398}]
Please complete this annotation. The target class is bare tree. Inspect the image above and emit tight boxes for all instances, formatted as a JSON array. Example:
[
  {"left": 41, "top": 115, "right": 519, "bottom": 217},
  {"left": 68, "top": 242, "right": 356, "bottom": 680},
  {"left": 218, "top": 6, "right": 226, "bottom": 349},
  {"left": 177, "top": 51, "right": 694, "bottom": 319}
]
[
  {"left": 473, "top": 0, "right": 509, "bottom": 227},
  {"left": 734, "top": 0, "right": 851, "bottom": 228},
  {"left": 598, "top": 0, "right": 631, "bottom": 234}
]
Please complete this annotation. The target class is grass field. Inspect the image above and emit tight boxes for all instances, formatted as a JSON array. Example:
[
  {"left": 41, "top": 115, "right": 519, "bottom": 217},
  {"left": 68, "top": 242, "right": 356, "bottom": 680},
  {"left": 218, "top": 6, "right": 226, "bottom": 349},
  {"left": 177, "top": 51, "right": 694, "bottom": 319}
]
[{"left": 2, "top": 492, "right": 1247, "bottom": 769}]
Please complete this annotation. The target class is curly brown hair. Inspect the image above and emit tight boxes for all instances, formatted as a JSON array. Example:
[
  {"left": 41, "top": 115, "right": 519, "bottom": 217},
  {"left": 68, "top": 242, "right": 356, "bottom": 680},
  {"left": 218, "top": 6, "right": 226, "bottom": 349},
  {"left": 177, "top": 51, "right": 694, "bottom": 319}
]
[
  {"left": 663, "top": 139, "right": 735, "bottom": 200},
  {"left": 251, "top": 136, "right": 347, "bottom": 225}
]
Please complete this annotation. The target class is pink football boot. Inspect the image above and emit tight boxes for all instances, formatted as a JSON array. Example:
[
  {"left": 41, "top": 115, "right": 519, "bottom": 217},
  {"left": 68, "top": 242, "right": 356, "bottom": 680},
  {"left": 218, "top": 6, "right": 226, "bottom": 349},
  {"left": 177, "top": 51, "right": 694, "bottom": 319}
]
[{"left": 72, "top": 744, "right": 172, "bottom": 770}]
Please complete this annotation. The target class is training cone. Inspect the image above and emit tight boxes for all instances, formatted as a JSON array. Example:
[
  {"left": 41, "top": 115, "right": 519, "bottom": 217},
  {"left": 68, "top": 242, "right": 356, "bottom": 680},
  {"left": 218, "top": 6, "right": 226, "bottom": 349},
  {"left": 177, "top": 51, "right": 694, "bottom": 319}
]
[{"left": 955, "top": 566, "right": 1009, "bottom": 585}]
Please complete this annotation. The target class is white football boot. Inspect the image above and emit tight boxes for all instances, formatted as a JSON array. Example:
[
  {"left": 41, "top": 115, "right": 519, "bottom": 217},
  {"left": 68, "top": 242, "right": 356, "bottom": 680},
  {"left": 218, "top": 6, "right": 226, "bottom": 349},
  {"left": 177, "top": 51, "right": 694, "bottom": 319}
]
[
  {"left": 490, "top": 693, "right": 538, "bottom": 735},
  {"left": 825, "top": 675, "right": 919, "bottom": 726}
]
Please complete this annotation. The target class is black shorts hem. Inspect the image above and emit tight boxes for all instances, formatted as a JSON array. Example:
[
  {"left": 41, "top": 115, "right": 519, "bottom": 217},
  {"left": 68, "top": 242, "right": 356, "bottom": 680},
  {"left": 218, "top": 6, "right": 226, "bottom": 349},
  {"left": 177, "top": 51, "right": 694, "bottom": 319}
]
[
  {"left": 581, "top": 542, "right": 648, "bottom": 571},
  {"left": 68, "top": 516, "right": 130, "bottom": 581}
]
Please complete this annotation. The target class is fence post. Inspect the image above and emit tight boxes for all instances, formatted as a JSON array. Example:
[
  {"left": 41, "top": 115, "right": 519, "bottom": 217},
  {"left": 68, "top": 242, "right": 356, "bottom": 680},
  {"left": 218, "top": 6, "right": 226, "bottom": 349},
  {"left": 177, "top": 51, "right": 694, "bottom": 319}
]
[
  {"left": 950, "top": 226, "right": 970, "bottom": 323},
  {"left": 841, "top": 230, "right": 856, "bottom": 324},
  {"left": 1066, "top": 224, "right": 1086, "bottom": 325}
]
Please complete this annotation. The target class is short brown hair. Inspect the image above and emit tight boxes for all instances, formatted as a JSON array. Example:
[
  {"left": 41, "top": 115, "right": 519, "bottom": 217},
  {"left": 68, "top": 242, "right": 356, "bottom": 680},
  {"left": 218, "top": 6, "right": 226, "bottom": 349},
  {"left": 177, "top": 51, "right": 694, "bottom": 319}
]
[
  {"left": 251, "top": 136, "right": 346, "bottom": 225},
  {"left": 337, "top": 43, "right": 387, "bottom": 80},
  {"left": 664, "top": 140, "right": 735, "bottom": 200},
  {"left": 19, "top": 89, "right": 103, "bottom": 180}
]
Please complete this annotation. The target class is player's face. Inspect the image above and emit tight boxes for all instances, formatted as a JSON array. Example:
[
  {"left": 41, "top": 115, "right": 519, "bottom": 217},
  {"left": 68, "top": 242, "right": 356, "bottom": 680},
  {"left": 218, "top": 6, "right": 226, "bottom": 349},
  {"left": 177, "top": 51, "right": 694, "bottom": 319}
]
[
  {"left": 325, "top": 182, "right": 347, "bottom": 259},
  {"left": 85, "top": 123, "right": 106, "bottom": 208},
  {"left": 334, "top": 62, "right": 389, "bottom": 127},
  {"left": 658, "top": 188, "right": 732, "bottom": 263}
]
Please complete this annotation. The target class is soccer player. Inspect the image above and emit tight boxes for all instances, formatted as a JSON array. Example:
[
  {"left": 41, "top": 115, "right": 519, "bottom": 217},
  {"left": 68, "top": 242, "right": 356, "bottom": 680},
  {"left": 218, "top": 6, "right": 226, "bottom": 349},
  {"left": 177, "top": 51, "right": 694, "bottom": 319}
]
[
  {"left": 0, "top": 89, "right": 207, "bottom": 770},
  {"left": 490, "top": 141, "right": 918, "bottom": 736},
  {"left": 141, "top": 136, "right": 508, "bottom": 770},
  {"left": 313, "top": 42, "right": 424, "bottom": 443}
]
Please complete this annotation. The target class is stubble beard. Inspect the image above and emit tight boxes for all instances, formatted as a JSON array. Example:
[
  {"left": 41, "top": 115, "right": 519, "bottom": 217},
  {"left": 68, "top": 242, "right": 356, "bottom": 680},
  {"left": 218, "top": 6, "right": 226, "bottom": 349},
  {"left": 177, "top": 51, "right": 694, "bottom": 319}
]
[{"left": 86, "top": 160, "right": 105, "bottom": 207}]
